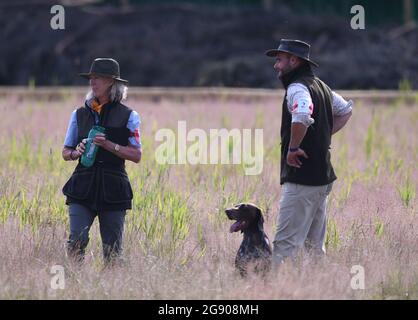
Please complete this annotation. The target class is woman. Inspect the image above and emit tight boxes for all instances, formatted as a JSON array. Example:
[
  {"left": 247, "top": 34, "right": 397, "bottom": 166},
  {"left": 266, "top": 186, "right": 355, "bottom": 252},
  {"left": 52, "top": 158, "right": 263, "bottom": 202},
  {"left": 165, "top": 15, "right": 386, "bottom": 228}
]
[{"left": 62, "top": 58, "right": 142, "bottom": 264}]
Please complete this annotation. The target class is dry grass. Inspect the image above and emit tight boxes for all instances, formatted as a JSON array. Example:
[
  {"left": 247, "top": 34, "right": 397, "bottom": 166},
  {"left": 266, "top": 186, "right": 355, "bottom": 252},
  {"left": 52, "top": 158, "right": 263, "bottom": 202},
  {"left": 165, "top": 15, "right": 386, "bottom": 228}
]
[{"left": 0, "top": 89, "right": 416, "bottom": 299}]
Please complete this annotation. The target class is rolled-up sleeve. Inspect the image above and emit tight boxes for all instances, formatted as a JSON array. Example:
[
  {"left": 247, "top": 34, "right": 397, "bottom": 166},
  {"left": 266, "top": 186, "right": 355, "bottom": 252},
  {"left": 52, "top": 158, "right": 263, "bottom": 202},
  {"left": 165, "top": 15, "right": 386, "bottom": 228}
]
[
  {"left": 63, "top": 110, "right": 78, "bottom": 148},
  {"left": 286, "top": 83, "right": 315, "bottom": 127},
  {"left": 332, "top": 91, "right": 353, "bottom": 116},
  {"left": 127, "top": 110, "right": 141, "bottom": 148}
]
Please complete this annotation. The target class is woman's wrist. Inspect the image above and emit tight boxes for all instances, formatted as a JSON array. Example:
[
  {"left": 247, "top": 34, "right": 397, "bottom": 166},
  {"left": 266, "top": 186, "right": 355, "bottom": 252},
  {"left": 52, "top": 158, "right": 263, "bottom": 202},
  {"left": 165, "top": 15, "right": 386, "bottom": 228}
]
[{"left": 70, "top": 150, "right": 77, "bottom": 160}]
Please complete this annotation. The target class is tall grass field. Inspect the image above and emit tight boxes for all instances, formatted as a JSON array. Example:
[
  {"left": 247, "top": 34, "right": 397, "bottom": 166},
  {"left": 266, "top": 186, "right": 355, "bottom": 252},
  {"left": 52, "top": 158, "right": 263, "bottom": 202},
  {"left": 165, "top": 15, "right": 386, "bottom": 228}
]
[{"left": 0, "top": 89, "right": 416, "bottom": 299}]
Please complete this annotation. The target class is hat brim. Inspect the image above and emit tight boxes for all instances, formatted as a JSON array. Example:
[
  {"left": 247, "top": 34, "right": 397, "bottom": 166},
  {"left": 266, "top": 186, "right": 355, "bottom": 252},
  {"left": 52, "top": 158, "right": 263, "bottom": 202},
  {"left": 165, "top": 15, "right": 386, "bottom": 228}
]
[
  {"left": 265, "top": 49, "right": 319, "bottom": 67},
  {"left": 79, "top": 72, "right": 129, "bottom": 84}
]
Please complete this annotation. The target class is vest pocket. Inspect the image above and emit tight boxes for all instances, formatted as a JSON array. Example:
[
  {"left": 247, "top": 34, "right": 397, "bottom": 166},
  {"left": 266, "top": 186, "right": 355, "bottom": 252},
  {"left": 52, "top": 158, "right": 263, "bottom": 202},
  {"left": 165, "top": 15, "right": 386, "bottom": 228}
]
[
  {"left": 62, "top": 170, "right": 95, "bottom": 200},
  {"left": 102, "top": 170, "right": 133, "bottom": 204}
]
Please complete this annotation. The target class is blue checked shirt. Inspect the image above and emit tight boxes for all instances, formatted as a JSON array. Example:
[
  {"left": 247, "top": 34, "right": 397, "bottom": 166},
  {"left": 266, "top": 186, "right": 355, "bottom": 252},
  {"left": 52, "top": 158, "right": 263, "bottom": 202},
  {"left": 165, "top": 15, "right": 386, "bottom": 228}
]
[{"left": 64, "top": 104, "right": 141, "bottom": 149}]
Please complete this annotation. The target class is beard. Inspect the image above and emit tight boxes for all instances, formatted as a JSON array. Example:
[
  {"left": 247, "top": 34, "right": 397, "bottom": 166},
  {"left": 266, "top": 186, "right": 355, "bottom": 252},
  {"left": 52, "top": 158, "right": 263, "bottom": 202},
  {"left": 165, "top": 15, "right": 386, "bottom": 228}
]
[{"left": 277, "top": 63, "right": 295, "bottom": 79}]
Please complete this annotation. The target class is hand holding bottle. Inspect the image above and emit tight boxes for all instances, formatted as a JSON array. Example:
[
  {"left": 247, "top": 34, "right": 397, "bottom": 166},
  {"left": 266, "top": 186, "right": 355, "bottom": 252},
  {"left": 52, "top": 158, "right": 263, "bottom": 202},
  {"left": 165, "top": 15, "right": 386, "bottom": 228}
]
[
  {"left": 92, "top": 133, "right": 107, "bottom": 148},
  {"left": 72, "top": 138, "right": 87, "bottom": 160},
  {"left": 81, "top": 126, "right": 106, "bottom": 167}
]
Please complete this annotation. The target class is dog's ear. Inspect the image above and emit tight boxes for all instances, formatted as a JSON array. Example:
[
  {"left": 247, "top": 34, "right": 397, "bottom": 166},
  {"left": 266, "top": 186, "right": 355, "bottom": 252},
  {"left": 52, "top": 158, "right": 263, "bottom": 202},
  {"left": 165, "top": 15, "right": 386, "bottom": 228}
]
[
  {"left": 256, "top": 207, "right": 264, "bottom": 232},
  {"left": 255, "top": 206, "right": 263, "bottom": 221}
]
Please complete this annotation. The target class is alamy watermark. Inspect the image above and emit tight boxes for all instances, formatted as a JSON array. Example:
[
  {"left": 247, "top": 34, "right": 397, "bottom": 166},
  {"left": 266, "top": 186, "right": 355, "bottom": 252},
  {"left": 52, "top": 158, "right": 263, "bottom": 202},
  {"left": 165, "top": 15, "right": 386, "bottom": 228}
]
[
  {"left": 350, "top": 265, "right": 365, "bottom": 290},
  {"left": 50, "top": 5, "right": 65, "bottom": 30},
  {"left": 50, "top": 265, "right": 65, "bottom": 290},
  {"left": 155, "top": 121, "right": 264, "bottom": 175},
  {"left": 350, "top": 5, "right": 365, "bottom": 30}
]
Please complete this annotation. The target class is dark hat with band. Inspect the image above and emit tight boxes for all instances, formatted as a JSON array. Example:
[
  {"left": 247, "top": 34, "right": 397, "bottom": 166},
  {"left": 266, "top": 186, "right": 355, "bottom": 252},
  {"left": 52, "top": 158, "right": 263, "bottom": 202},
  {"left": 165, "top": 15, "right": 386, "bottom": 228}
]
[
  {"left": 79, "top": 58, "right": 128, "bottom": 83},
  {"left": 265, "top": 39, "right": 319, "bottom": 67}
]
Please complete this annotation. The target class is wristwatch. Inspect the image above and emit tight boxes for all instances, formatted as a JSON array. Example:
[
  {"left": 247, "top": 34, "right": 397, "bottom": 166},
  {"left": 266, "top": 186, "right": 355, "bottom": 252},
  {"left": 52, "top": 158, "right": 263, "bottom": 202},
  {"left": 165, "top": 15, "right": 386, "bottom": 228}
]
[{"left": 114, "top": 143, "right": 120, "bottom": 152}]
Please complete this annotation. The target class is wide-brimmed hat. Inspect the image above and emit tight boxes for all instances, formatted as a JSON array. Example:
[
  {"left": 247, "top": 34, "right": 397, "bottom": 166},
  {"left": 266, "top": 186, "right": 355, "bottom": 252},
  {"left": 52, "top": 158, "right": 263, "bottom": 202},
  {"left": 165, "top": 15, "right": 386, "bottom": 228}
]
[
  {"left": 79, "top": 58, "right": 128, "bottom": 83},
  {"left": 265, "top": 39, "right": 319, "bottom": 67}
]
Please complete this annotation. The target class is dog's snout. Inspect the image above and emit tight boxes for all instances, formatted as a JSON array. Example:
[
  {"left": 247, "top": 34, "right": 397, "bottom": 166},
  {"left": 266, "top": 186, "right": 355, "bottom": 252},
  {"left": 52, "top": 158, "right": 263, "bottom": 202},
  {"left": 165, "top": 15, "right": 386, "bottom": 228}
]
[{"left": 225, "top": 208, "right": 237, "bottom": 220}]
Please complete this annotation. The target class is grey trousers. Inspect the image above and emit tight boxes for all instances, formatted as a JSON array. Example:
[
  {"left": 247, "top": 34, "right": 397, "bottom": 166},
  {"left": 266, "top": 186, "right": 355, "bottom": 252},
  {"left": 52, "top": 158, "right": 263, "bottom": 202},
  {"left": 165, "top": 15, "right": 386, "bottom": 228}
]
[
  {"left": 272, "top": 182, "right": 333, "bottom": 265},
  {"left": 67, "top": 203, "right": 126, "bottom": 263}
]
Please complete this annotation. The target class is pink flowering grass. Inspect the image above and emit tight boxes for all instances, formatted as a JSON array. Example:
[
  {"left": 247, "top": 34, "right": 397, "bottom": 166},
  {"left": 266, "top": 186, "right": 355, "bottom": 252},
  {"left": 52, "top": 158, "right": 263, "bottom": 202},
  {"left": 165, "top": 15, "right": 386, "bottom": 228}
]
[{"left": 0, "top": 88, "right": 416, "bottom": 299}]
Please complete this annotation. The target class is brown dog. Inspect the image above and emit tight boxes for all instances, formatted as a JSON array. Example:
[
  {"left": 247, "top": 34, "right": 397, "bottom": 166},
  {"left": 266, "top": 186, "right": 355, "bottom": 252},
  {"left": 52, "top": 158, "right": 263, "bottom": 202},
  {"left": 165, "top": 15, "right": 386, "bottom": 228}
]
[{"left": 225, "top": 203, "right": 272, "bottom": 277}]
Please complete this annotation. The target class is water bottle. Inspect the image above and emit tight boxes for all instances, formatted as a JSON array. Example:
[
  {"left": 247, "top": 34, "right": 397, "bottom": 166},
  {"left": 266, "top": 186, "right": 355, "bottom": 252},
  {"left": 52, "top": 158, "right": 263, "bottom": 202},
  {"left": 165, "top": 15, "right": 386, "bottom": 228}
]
[{"left": 81, "top": 125, "right": 106, "bottom": 167}]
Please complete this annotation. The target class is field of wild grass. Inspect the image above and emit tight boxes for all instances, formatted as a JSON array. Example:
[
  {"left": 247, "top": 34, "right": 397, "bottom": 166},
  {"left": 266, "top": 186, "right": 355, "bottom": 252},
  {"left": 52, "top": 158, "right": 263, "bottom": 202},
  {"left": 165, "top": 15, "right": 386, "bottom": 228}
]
[{"left": 0, "top": 89, "right": 416, "bottom": 299}]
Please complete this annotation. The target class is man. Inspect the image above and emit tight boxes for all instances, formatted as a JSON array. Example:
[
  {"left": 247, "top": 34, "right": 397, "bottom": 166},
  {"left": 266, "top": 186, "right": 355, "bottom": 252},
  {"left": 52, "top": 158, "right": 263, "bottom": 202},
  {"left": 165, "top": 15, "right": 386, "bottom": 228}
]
[{"left": 265, "top": 39, "right": 353, "bottom": 265}]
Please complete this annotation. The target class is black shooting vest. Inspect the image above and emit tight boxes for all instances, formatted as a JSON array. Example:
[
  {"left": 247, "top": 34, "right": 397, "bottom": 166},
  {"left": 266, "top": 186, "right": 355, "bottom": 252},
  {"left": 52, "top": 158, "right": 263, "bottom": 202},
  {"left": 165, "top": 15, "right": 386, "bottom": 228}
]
[
  {"left": 280, "top": 64, "right": 337, "bottom": 186},
  {"left": 62, "top": 101, "right": 134, "bottom": 211}
]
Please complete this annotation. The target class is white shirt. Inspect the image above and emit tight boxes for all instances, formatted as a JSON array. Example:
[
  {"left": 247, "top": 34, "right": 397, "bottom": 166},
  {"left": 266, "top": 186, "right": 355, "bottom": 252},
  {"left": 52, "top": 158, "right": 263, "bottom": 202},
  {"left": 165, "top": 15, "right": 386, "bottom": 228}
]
[{"left": 286, "top": 83, "right": 353, "bottom": 127}]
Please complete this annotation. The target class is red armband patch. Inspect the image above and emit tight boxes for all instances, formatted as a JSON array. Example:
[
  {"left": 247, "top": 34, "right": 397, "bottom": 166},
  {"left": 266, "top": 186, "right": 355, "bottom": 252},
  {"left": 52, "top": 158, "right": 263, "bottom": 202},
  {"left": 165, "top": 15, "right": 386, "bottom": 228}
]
[
  {"left": 292, "top": 98, "right": 314, "bottom": 115},
  {"left": 130, "top": 129, "right": 141, "bottom": 145}
]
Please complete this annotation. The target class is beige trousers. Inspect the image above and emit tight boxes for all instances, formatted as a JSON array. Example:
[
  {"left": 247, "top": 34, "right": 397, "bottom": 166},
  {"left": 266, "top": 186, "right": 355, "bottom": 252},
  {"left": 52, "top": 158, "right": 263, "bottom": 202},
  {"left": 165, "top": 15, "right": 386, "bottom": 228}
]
[{"left": 272, "top": 182, "right": 333, "bottom": 265}]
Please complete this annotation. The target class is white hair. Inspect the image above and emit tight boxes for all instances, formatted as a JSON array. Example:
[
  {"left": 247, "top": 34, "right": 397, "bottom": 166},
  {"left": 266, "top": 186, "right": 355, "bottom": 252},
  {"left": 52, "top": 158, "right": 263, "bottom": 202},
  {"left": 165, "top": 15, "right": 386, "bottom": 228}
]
[{"left": 85, "top": 80, "right": 128, "bottom": 103}]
